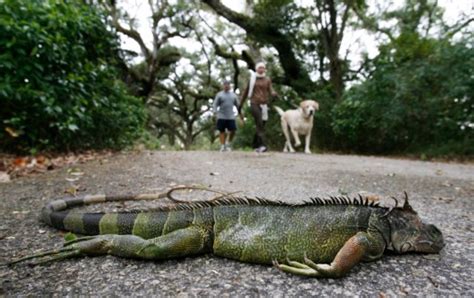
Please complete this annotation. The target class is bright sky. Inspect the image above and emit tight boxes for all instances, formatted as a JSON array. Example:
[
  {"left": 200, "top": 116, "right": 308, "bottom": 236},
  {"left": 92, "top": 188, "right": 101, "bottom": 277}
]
[{"left": 119, "top": 0, "right": 473, "bottom": 73}]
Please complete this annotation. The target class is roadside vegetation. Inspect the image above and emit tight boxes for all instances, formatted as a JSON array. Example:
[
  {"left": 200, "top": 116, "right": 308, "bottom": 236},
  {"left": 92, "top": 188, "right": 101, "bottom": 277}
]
[{"left": 1, "top": 0, "right": 472, "bottom": 159}]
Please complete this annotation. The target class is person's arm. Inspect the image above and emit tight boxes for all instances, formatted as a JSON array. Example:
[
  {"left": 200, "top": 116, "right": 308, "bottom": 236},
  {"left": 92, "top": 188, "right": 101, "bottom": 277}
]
[
  {"left": 213, "top": 93, "right": 220, "bottom": 115},
  {"left": 268, "top": 78, "right": 278, "bottom": 98},
  {"left": 234, "top": 94, "right": 244, "bottom": 120},
  {"left": 238, "top": 82, "right": 249, "bottom": 114}
]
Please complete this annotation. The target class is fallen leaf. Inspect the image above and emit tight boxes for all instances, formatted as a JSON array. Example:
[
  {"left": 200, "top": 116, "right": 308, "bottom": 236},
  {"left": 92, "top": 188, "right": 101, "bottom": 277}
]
[
  {"left": 70, "top": 171, "right": 84, "bottom": 176},
  {"left": 427, "top": 276, "right": 439, "bottom": 287},
  {"left": 13, "top": 157, "right": 27, "bottom": 168},
  {"left": 5, "top": 126, "right": 20, "bottom": 137},
  {"left": 338, "top": 188, "right": 348, "bottom": 195},
  {"left": 399, "top": 287, "right": 409, "bottom": 295},
  {"left": 441, "top": 181, "right": 452, "bottom": 187},
  {"left": 26, "top": 158, "right": 37, "bottom": 168},
  {"left": 436, "top": 196, "right": 454, "bottom": 203},
  {"left": 64, "top": 232, "right": 77, "bottom": 242},
  {"left": 423, "top": 254, "right": 441, "bottom": 261},
  {"left": 68, "top": 167, "right": 83, "bottom": 175},
  {"left": 1, "top": 150, "right": 112, "bottom": 180},
  {"left": 0, "top": 172, "right": 10, "bottom": 183},
  {"left": 64, "top": 186, "right": 79, "bottom": 196},
  {"left": 36, "top": 155, "right": 47, "bottom": 164}
]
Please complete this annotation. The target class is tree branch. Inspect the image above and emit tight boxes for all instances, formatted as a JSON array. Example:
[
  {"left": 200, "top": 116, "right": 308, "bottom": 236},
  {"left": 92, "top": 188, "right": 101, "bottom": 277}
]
[
  {"left": 106, "top": 3, "right": 151, "bottom": 59},
  {"left": 338, "top": 2, "right": 351, "bottom": 43},
  {"left": 353, "top": 7, "right": 395, "bottom": 42},
  {"left": 446, "top": 17, "right": 474, "bottom": 38},
  {"left": 202, "top": 0, "right": 313, "bottom": 95},
  {"left": 201, "top": 0, "right": 252, "bottom": 28}
]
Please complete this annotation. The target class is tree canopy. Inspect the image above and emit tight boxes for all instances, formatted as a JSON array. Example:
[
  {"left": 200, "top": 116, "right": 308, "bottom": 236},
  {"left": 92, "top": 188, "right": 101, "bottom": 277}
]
[{"left": 0, "top": 0, "right": 472, "bottom": 157}]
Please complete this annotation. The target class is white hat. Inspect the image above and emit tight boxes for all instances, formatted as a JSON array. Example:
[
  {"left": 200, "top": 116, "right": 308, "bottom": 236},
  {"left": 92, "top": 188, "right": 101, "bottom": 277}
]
[{"left": 256, "top": 62, "right": 266, "bottom": 69}]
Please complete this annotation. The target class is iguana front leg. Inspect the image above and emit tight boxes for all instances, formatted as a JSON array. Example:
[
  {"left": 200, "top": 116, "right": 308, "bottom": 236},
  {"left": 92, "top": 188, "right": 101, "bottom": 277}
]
[
  {"left": 6, "top": 225, "right": 211, "bottom": 266},
  {"left": 275, "top": 212, "right": 388, "bottom": 278},
  {"left": 274, "top": 231, "right": 385, "bottom": 278},
  {"left": 272, "top": 258, "right": 321, "bottom": 277}
]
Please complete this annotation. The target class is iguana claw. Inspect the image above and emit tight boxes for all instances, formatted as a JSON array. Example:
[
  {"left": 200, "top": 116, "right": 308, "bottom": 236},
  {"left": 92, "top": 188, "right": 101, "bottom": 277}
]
[
  {"left": 303, "top": 252, "right": 321, "bottom": 269},
  {"left": 6, "top": 235, "right": 115, "bottom": 266},
  {"left": 5, "top": 246, "right": 81, "bottom": 266},
  {"left": 272, "top": 257, "right": 321, "bottom": 277}
]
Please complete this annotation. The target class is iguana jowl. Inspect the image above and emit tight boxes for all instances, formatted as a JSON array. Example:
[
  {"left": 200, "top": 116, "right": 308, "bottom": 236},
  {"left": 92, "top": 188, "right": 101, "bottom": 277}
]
[{"left": 7, "top": 192, "right": 444, "bottom": 278}]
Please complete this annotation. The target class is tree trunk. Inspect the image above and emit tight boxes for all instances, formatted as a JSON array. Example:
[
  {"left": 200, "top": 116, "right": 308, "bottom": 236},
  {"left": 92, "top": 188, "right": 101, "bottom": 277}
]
[
  {"left": 184, "top": 134, "right": 193, "bottom": 150},
  {"left": 329, "top": 55, "right": 344, "bottom": 101},
  {"left": 202, "top": 0, "right": 315, "bottom": 96}
]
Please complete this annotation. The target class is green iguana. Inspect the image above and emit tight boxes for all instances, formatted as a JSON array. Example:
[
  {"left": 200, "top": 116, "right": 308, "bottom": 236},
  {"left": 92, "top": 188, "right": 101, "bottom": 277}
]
[{"left": 6, "top": 191, "right": 444, "bottom": 278}]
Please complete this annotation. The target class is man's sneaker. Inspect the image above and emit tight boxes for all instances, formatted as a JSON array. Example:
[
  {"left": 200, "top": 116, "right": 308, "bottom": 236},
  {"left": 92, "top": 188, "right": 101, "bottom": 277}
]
[
  {"left": 220, "top": 145, "right": 226, "bottom": 152},
  {"left": 255, "top": 146, "right": 267, "bottom": 153},
  {"left": 225, "top": 145, "right": 232, "bottom": 152}
]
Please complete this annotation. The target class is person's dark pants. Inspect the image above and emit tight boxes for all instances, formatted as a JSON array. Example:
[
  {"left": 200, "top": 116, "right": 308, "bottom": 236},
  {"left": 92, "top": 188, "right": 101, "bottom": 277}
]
[
  {"left": 216, "top": 119, "right": 237, "bottom": 132},
  {"left": 250, "top": 103, "right": 266, "bottom": 148}
]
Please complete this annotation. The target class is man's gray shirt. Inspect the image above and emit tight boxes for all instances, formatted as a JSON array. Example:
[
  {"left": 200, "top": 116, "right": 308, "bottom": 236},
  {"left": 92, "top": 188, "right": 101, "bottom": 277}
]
[{"left": 213, "top": 91, "right": 239, "bottom": 120}]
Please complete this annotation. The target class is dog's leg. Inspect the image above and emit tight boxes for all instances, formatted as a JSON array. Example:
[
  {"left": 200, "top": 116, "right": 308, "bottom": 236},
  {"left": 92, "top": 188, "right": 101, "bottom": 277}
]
[
  {"left": 281, "top": 118, "right": 294, "bottom": 153},
  {"left": 304, "top": 131, "right": 312, "bottom": 154},
  {"left": 291, "top": 129, "right": 301, "bottom": 148}
]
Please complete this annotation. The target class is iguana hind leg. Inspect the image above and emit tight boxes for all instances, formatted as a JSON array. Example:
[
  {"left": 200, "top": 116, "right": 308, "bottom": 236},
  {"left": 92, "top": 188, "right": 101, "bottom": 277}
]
[
  {"left": 274, "top": 231, "right": 385, "bottom": 278},
  {"left": 6, "top": 225, "right": 211, "bottom": 266}
]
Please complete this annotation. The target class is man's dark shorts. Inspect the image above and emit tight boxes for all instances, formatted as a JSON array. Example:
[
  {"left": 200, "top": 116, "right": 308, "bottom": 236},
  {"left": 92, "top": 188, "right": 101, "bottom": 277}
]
[{"left": 216, "top": 119, "right": 237, "bottom": 132}]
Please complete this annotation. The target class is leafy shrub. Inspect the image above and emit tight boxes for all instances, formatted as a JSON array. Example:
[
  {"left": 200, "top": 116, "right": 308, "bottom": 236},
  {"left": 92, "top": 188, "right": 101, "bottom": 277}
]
[
  {"left": 0, "top": 0, "right": 145, "bottom": 153},
  {"left": 330, "top": 35, "right": 473, "bottom": 156}
]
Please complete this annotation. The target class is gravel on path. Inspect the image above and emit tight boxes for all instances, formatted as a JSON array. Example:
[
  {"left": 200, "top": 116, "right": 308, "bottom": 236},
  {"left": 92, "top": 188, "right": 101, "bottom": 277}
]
[{"left": 1, "top": 151, "right": 473, "bottom": 296}]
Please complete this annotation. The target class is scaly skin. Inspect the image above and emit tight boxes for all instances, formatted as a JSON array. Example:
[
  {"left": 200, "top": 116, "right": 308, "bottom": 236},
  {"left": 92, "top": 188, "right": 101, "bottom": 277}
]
[{"left": 6, "top": 194, "right": 444, "bottom": 278}]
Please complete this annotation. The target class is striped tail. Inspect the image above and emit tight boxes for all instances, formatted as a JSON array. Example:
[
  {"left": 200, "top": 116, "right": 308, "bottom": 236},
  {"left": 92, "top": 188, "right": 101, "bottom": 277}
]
[{"left": 41, "top": 193, "right": 167, "bottom": 236}]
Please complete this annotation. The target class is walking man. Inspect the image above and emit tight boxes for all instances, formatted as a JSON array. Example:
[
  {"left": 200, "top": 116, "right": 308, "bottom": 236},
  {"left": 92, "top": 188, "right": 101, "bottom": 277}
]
[{"left": 213, "top": 80, "right": 242, "bottom": 152}]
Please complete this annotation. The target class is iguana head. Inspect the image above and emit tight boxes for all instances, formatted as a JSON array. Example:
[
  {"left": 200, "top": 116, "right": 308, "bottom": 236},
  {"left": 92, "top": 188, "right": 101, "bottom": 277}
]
[{"left": 387, "top": 194, "right": 444, "bottom": 254}]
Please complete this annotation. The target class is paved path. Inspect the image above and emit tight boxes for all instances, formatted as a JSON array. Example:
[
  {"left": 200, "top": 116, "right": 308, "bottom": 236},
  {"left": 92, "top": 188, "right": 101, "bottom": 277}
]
[{"left": 1, "top": 151, "right": 473, "bottom": 296}]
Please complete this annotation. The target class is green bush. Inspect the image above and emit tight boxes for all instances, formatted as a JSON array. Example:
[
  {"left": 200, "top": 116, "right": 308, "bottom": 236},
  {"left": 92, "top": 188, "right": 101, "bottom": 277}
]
[
  {"left": 0, "top": 0, "right": 145, "bottom": 153},
  {"left": 330, "top": 35, "right": 473, "bottom": 156}
]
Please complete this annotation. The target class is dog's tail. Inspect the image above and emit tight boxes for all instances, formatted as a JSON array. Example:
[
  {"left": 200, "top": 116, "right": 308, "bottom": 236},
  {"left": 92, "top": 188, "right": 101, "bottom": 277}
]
[{"left": 274, "top": 106, "right": 284, "bottom": 116}]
